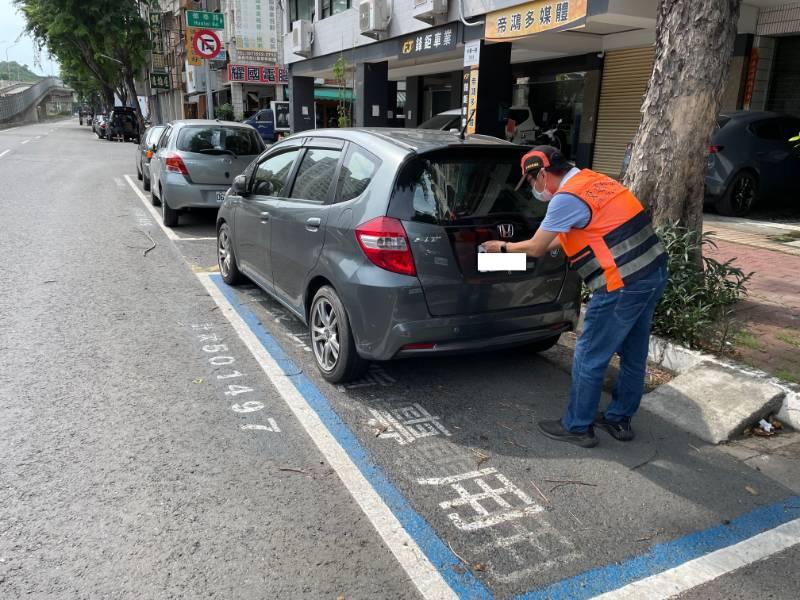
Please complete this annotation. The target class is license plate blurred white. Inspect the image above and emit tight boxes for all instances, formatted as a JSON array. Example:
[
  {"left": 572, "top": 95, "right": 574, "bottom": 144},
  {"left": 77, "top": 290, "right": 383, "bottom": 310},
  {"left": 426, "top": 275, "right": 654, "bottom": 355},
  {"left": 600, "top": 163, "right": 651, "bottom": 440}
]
[{"left": 477, "top": 253, "right": 527, "bottom": 271}]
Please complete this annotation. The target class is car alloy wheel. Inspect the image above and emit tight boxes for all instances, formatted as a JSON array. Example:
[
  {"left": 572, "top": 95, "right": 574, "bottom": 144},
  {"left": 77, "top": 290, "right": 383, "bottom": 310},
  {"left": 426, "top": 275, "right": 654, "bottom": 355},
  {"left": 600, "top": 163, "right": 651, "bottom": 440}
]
[
  {"left": 731, "top": 174, "right": 756, "bottom": 215},
  {"left": 311, "top": 298, "right": 340, "bottom": 372},
  {"left": 218, "top": 227, "right": 232, "bottom": 278}
]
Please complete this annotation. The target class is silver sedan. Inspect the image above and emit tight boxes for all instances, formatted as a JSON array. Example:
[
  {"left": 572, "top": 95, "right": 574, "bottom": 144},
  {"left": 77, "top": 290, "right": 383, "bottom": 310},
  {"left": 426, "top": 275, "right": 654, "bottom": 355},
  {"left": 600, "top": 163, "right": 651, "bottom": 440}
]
[{"left": 149, "top": 119, "right": 264, "bottom": 227}]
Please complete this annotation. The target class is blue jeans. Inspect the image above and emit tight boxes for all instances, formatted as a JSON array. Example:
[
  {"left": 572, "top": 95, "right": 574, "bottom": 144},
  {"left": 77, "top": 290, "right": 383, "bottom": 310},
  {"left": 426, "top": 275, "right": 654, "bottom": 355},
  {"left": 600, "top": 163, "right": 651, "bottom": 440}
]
[{"left": 562, "top": 265, "right": 668, "bottom": 433}]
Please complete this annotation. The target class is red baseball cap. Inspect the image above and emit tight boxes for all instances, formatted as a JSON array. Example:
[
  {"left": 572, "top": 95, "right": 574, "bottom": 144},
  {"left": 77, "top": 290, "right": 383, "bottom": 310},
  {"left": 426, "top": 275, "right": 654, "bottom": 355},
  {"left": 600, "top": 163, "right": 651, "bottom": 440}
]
[{"left": 515, "top": 145, "right": 571, "bottom": 190}]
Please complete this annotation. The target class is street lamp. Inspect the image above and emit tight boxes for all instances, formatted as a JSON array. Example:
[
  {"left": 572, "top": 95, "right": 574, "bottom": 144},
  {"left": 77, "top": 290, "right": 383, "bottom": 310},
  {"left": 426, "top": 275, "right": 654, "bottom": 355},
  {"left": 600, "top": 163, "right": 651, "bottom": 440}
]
[{"left": 4, "top": 41, "right": 19, "bottom": 82}]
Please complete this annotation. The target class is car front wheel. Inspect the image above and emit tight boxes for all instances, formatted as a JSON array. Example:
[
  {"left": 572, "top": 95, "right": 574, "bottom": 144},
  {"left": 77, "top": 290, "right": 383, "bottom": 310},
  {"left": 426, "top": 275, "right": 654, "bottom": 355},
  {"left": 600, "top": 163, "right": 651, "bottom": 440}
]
[
  {"left": 310, "top": 286, "right": 368, "bottom": 383},
  {"left": 716, "top": 171, "right": 758, "bottom": 217}
]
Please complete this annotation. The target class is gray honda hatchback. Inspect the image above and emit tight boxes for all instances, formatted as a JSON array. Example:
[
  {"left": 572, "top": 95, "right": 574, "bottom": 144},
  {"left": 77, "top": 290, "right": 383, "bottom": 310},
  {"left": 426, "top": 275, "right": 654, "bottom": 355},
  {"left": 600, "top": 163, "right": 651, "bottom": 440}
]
[{"left": 217, "top": 129, "right": 580, "bottom": 383}]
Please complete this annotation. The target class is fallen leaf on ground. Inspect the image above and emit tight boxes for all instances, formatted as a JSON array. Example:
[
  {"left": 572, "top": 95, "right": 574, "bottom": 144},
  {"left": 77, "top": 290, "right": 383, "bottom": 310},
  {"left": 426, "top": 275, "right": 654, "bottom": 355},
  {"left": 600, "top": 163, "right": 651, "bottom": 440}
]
[
  {"left": 745, "top": 485, "right": 759, "bottom": 496},
  {"left": 192, "top": 378, "right": 203, "bottom": 384}
]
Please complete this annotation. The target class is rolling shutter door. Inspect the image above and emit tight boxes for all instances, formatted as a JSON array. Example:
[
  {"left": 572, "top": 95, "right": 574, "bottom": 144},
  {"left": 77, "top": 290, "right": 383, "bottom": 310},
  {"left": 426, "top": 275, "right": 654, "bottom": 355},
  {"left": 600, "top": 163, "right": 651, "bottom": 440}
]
[
  {"left": 766, "top": 35, "right": 800, "bottom": 116},
  {"left": 592, "top": 48, "right": 655, "bottom": 177}
]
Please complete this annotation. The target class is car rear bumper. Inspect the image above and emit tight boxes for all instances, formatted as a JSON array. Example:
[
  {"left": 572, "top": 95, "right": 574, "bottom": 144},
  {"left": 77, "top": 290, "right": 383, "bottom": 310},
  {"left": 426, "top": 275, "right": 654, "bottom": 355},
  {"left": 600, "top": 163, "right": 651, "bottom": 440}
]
[
  {"left": 162, "top": 174, "right": 230, "bottom": 209},
  {"left": 347, "top": 279, "right": 580, "bottom": 361}
]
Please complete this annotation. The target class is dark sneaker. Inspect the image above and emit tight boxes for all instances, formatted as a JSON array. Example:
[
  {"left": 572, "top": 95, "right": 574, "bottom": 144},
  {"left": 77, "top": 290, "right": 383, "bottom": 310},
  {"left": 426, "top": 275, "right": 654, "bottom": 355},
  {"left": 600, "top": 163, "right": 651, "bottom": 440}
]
[
  {"left": 538, "top": 419, "right": 598, "bottom": 448},
  {"left": 595, "top": 412, "right": 635, "bottom": 441}
]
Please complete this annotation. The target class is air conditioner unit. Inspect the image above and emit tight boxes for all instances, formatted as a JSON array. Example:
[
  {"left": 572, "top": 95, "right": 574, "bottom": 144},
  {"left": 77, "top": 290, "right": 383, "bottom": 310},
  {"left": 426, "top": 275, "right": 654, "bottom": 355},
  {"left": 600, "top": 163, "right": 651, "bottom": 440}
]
[
  {"left": 412, "top": 0, "right": 447, "bottom": 23},
  {"left": 291, "top": 20, "right": 313, "bottom": 57},
  {"left": 359, "top": 0, "right": 391, "bottom": 39}
]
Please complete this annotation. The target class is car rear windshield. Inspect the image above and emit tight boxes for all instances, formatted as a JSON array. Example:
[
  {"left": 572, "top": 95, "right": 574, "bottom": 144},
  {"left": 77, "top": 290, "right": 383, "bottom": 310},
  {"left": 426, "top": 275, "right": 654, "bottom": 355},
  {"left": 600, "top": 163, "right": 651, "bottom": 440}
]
[
  {"left": 389, "top": 148, "right": 547, "bottom": 224},
  {"left": 177, "top": 126, "right": 263, "bottom": 155}
]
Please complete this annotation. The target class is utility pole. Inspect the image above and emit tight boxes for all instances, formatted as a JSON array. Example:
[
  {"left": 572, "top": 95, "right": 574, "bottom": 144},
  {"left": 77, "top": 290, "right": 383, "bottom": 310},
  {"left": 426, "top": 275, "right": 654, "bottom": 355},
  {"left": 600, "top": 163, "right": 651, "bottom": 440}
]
[{"left": 203, "top": 0, "right": 214, "bottom": 119}]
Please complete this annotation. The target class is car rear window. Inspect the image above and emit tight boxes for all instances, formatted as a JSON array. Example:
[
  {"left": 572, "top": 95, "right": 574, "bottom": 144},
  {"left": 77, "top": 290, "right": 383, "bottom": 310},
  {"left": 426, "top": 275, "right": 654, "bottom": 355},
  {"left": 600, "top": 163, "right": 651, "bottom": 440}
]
[
  {"left": 390, "top": 148, "right": 547, "bottom": 225},
  {"left": 177, "top": 126, "right": 263, "bottom": 155},
  {"left": 145, "top": 126, "right": 165, "bottom": 146}
]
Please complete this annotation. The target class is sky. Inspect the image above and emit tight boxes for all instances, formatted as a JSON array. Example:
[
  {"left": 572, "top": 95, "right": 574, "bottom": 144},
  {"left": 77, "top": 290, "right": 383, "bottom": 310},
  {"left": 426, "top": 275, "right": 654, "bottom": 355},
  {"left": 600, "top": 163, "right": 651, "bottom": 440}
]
[{"left": 0, "top": 0, "right": 60, "bottom": 76}]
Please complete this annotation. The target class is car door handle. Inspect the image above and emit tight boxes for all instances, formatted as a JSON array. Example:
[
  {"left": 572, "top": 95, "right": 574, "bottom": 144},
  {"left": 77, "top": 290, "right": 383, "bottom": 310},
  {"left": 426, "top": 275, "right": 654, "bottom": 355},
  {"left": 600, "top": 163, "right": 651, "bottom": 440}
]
[
  {"left": 259, "top": 211, "right": 270, "bottom": 222},
  {"left": 306, "top": 217, "right": 322, "bottom": 231}
]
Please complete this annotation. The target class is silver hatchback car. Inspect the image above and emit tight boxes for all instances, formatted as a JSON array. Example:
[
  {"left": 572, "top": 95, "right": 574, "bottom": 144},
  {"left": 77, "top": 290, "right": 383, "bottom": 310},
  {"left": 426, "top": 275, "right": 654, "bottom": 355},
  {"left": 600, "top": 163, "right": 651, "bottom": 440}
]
[
  {"left": 149, "top": 120, "right": 265, "bottom": 226},
  {"left": 217, "top": 129, "right": 581, "bottom": 383}
]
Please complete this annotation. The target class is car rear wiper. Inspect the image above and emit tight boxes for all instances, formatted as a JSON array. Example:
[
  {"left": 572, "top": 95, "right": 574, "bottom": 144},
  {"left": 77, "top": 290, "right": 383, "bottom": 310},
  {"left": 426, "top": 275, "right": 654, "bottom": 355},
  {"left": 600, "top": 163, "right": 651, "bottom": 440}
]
[{"left": 197, "top": 148, "right": 239, "bottom": 159}]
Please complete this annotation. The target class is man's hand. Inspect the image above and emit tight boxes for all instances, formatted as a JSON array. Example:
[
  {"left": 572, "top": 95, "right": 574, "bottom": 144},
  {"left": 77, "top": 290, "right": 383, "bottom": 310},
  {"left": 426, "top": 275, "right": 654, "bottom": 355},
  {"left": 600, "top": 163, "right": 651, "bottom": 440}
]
[{"left": 482, "top": 240, "right": 505, "bottom": 253}]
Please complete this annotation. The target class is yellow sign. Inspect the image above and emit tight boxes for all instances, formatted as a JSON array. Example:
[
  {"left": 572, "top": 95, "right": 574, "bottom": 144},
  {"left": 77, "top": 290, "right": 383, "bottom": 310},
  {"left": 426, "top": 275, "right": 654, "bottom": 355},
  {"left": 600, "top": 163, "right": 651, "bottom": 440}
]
[
  {"left": 466, "top": 68, "right": 479, "bottom": 135},
  {"left": 485, "top": 0, "right": 588, "bottom": 40},
  {"left": 186, "top": 27, "right": 202, "bottom": 66}
]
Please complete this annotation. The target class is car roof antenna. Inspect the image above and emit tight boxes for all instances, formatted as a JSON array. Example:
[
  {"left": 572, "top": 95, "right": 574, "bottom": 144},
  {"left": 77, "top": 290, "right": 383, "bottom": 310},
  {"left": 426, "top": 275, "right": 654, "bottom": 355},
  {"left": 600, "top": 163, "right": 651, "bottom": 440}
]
[{"left": 459, "top": 110, "right": 475, "bottom": 141}]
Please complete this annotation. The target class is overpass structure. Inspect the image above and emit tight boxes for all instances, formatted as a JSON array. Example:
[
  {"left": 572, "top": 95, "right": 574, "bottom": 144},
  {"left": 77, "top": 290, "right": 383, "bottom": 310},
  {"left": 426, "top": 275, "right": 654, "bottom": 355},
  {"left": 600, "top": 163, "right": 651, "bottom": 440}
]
[{"left": 0, "top": 77, "right": 75, "bottom": 126}]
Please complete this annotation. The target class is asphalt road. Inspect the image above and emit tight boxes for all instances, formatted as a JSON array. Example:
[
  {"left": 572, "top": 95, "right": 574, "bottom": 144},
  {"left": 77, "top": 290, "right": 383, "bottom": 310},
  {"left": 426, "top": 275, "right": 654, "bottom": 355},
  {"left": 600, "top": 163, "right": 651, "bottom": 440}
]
[{"left": 1, "top": 119, "right": 798, "bottom": 599}]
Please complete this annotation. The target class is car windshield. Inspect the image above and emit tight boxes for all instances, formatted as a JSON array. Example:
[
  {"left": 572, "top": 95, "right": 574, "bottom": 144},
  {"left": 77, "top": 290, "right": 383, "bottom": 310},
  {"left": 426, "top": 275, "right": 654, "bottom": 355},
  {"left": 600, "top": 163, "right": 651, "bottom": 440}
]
[
  {"left": 419, "top": 114, "right": 461, "bottom": 130},
  {"left": 395, "top": 148, "right": 547, "bottom": 224},
  {"left": 177, "top": 126, "right": 263, "bottom": 155}
]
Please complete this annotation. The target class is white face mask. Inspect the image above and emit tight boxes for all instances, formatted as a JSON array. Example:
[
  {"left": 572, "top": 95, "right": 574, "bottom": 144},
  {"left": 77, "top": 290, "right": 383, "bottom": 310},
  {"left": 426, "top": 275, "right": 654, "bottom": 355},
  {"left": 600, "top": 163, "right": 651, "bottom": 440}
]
[{"left": 532, "top": 172, "right": 553, "bottom": 202}]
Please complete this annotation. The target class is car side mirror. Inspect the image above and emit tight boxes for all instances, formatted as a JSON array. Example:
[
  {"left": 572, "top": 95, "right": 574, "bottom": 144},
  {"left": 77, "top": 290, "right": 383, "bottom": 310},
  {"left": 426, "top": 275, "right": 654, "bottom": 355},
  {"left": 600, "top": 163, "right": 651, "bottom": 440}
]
[{"left": 232, "top": 174, "right": 249, "bottom": 196}]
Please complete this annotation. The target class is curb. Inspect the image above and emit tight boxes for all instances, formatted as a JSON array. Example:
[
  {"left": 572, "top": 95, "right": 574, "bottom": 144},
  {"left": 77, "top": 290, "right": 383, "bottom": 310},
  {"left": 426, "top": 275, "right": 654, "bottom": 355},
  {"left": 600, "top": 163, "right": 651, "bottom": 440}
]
[
  {"left": 646, "top": 335, "right": 800, "bottom": 432},
  {"left": 563, "top": 309, "right": 799, "bottom": 438}
]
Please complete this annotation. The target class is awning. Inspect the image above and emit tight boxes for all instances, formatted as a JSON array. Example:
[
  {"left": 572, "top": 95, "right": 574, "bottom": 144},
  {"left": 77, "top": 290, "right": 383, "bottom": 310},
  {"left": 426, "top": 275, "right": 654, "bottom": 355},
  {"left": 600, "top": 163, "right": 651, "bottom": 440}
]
[{"left": 314, "top": 87, "right": 353, "bottom": 101}]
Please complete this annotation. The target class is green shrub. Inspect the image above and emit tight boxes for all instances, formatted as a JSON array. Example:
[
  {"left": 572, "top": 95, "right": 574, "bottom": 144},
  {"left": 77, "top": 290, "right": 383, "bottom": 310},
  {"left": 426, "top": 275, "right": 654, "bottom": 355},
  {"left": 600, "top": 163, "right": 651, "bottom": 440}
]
[
  {"left": 652, "top": 223, "right": 752, "bottom": 351},
  {"left": 215, "top": 103, "right": 234, "bottom": 121}
]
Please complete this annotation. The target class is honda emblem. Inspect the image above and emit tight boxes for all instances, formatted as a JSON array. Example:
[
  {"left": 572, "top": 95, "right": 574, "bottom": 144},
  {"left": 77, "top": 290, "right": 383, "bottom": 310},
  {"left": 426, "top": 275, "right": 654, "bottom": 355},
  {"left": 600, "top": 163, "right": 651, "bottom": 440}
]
[{"left": 497, "top": 224, "right": 514, "bottom": 239}]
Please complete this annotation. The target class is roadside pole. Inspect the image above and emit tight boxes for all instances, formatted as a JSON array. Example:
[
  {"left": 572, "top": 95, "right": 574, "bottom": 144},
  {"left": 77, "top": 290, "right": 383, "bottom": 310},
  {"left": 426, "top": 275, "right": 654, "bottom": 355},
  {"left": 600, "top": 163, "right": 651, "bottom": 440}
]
[{"left": 203, "top": 0, "right": 214, "bottom": 119}]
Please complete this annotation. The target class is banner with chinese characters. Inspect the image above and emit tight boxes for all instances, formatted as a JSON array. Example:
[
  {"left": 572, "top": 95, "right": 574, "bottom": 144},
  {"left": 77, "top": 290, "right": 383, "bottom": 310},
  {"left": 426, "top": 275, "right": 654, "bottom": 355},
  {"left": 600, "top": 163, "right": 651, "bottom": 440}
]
[
  {"left": 233, "top": 0, "right": 277, "bottom": 52},
  {"left": 485, "top": 0, "right": 588, "bottom": 40},
  {"left": 398, "top": 23, "right": 460, "bottom": 59},
  {"left": 461, "top": 68, "right": 479, "bottom": 135},
  {"left": 186, "top": 27, "right": 203, "bottom": 67},
  {"left": 228, "top": 64, "right": 289, "bottom": 85}
]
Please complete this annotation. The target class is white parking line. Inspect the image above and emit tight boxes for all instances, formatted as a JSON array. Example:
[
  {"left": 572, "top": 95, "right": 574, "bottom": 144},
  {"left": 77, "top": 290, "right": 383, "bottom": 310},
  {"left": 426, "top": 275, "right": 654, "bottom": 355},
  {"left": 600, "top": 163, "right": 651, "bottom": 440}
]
[
  {"left": 122, "top": 175, "right": 218, "bottom": 243},
  {"left": 20, "top": 139, "right": 30, "bottom": 145},
  {"left": 123, "top": 174, "right": 180, "bottom": 241},
  {"left": 0, "top": 149, "right": 10, "bottom": 159},
  {"left": 594, "top": 518, "right": 800, "bottom": 600},
  {"left": 195, "top": 272, "right": 458, "bottom": 600}
]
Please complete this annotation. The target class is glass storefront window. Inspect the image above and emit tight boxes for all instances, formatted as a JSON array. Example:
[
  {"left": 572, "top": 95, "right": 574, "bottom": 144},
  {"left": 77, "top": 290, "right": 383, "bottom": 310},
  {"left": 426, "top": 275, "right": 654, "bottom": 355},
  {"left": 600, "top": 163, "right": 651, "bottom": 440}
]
[{"left": 514, "top": 71, "right": 585, "bottom": 161}]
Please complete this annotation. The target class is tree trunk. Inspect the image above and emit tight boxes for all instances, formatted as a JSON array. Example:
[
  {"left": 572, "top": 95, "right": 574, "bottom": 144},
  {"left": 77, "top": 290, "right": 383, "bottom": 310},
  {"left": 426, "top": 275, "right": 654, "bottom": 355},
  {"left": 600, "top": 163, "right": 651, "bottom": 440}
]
[
  {"left": 623, "top": 0, "right": 741, "bottom": 238},
  {"left": 123, "top": 69, "right": 145, "bottom": 133}
]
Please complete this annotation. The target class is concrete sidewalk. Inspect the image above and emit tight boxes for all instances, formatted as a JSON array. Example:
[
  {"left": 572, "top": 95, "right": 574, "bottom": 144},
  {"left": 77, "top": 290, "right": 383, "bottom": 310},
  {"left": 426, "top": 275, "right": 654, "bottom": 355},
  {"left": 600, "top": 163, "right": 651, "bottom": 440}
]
[{"left": 704, "top": 217, "right": 800, "bottom": 385}]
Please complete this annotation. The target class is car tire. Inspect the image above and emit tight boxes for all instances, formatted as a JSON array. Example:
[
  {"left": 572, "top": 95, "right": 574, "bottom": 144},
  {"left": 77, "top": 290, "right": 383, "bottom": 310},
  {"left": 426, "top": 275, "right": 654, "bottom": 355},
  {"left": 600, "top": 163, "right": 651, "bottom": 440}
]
[
  {"left": 143, "top": 171, "right": 151, "bottom": 192},
  {"left": 310, "top": 286, "right": 368, "bottom": 383},
  {"left": 523, "top": 335, "right": 561, "bottom": 353},
  {"left": 150, "top": 184, "right": 160, "bottom": 206},
  {"left": 217, "top": 223, "right": 243, "bottom": 285},
  {"left": 161, "top": 189, "right": 179, "bottom": 227},
  {"left": 716, "top": 171, "right": 758, "bottom": 217},
  {"left": 137, "top": 162, "right": 143, "bottom": 180}
]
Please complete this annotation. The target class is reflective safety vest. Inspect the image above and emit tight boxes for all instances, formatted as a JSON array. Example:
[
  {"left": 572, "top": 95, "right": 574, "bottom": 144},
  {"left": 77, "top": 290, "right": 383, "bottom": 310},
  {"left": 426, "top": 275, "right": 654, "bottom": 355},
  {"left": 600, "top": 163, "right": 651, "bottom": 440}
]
[{"left": 556, "top": 169, "right": 666, "bottom": 293}]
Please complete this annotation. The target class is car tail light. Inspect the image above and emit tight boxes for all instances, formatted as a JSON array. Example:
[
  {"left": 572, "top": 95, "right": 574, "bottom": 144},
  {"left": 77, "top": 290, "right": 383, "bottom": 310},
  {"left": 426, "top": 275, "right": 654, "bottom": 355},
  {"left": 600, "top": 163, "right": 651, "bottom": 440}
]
[
  {"left": 146, "top": 150, "right": 154, "bottom": 159},
  {"left": 708, "top": 145, "right": 724, "bottom": 154},
  {"left": 355, "top": 216, "right": 417, "bottom": 277},
  {"left": 165, "top": 153, "right": 189, "bottom": 175}
]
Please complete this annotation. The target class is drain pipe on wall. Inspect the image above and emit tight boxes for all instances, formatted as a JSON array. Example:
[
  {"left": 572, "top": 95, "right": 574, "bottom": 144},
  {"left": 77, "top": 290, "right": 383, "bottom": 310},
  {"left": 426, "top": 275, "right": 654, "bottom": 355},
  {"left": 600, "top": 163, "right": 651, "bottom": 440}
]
[{"left": 459, "top": 0, "right": 484, "bottom": 26}]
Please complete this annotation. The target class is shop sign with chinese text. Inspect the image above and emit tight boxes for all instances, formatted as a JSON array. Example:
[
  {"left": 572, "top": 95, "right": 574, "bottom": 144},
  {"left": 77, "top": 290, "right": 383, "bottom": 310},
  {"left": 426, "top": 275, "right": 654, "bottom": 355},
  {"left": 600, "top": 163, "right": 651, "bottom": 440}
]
[
  {"left": 486, "top": 0, "right": 587, "bottom": 40},
  {"left": 228, "top": 64, "right": 289, "bottom": 85},
  {"left": 398, "top": 23, "right": 460, "bottom": 58}
]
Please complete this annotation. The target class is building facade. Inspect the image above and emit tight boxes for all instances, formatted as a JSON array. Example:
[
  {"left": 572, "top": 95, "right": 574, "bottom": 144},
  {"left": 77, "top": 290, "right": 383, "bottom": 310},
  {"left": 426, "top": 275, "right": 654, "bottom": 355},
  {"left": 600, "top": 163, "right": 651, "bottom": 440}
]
[{"left": 282, "top": 0, "right": 796, "bottom": 174}]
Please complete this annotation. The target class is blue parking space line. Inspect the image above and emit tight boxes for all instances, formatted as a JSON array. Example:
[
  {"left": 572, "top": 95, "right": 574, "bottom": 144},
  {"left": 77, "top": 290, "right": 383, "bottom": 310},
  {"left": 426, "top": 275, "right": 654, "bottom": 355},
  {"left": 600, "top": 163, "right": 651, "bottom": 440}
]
[
  {"left": 211, "top": 275, "right": 493, "bottom": 599},
  {"left": 211, "top": 275, "right": 800, "bottom": 600},
  {"left": 516, "top": 497, "right": 800, "bottom": 600}
]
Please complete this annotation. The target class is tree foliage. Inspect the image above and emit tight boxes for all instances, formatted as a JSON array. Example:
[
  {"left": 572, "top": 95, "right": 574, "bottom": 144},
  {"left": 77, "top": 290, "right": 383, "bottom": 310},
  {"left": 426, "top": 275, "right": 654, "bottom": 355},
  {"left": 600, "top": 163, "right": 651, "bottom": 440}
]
[{"left": 14, "top": 0, "right": 154, "bottom": 125}]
